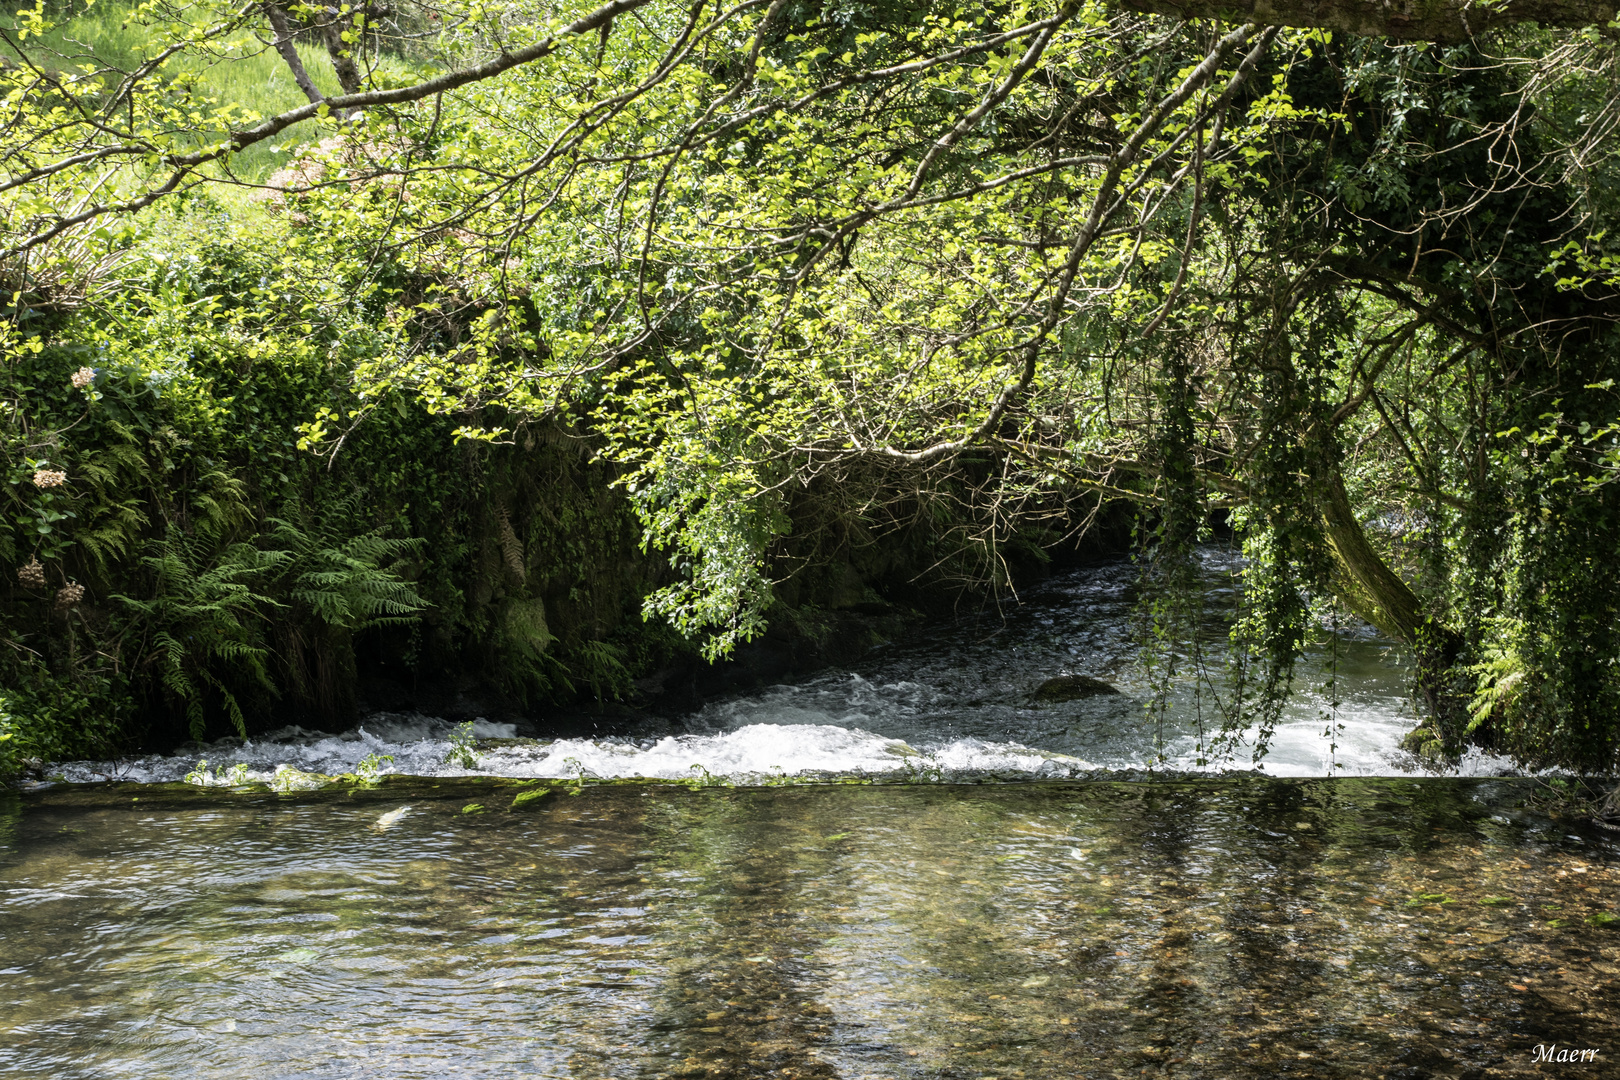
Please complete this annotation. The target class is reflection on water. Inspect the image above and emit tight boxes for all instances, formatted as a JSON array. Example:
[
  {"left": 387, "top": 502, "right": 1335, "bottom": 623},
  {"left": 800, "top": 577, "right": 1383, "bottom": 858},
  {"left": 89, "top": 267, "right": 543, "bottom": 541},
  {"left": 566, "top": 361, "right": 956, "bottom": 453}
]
[{"left": 3, "top": 779, "right": 1617, "bottom": 1078}]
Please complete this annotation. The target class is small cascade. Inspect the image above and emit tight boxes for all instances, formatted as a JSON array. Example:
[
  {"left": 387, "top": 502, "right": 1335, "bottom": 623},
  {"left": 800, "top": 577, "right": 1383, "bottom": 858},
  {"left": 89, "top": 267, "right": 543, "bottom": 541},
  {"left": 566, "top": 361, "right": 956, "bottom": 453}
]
[{"left": 51, "top": 554, "right": 1533, "bottom": 786}]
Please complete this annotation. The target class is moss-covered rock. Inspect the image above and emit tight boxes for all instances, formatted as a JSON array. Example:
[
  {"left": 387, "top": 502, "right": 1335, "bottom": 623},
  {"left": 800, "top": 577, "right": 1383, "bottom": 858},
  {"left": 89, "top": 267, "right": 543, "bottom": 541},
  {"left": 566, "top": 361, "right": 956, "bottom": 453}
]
[{"left": 1399, "top": 726, "right": 1452, "bottom": 765}]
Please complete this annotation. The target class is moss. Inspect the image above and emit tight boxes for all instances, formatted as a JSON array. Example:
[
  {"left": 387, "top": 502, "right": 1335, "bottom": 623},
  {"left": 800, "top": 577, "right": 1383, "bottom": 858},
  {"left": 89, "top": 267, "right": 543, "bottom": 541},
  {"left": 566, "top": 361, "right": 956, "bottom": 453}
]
[{"left": 509, "top": 787, "right": 552, "bottom": 811}]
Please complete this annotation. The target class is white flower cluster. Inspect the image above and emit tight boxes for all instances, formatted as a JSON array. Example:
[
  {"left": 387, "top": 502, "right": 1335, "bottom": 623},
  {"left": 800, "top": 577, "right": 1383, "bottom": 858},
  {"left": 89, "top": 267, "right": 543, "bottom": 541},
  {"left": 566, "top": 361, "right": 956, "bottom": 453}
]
[
  {"left": 56, "top": 582, "right": 85, "bottom": 609},
  {"left": 32, "top": 469, "right": 66, "bottom": 488},
  {"left": 17, "top": 558, "right": 45, "bottom": 589},
  {"left": 71, "top": 366, "right": 95, "bottom": 389}
]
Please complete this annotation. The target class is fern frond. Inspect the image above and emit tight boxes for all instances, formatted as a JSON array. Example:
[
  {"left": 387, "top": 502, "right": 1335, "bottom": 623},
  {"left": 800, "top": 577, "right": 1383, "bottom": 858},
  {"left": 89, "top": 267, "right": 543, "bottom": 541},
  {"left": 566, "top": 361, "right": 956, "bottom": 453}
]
[
  {"left": 198, "top": 669, "right": 249, "bottom": 739},
  {"left": 267, "top": 508, "right": 427, "bottom": 631},
  {"left": 495, "top": 505, "right": 526, "bottom": 582}
]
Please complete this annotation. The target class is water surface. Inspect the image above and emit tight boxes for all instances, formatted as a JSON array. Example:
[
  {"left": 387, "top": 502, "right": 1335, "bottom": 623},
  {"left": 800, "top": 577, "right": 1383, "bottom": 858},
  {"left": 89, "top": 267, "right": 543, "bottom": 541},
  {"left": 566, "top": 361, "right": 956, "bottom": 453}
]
[{"left": 3, "top": 778, "right": 1617, "bottom": 1078}]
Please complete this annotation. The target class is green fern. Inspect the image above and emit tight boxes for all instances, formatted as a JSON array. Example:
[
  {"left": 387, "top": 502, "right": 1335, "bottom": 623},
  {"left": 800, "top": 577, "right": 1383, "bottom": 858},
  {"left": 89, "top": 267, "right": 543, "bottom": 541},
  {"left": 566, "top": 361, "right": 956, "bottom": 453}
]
[
  {"left": 115, "top": 533, "right": 283, "bottom": 740},
  {"left": 114, "top": 494, "right": 428, "bottom": 739},
  {"left": 190, "top": 467, "right": 251, "bottom": 540},
  {"left": 496, "top": 596, "right": 571, "bottom": 702},
  {"left": 576, "top": 639, "right": 631, "bottom": 704},
  {"left": 266, "top": 497, "right": 426, "bottom": 631},
  {"left": 71, "top": 440, "right": 151, "bottom": 577},
  {"left": 1468, "top": 620, "right": 1528, "bottom": 735}
]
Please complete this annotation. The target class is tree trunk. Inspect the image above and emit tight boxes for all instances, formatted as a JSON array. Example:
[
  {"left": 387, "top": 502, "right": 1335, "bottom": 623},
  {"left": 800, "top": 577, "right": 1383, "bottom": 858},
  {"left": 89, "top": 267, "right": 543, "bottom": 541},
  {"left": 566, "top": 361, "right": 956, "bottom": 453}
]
[
  {"left": 1317, "top": 466, "right": 1466, "bottom": 737},
  {"left": 1319, "top": 468, "right": 1424, "bottom": 644},
  {"left": 265, "top": 4, "right": 325, "bottom": 107},
  {"left": 318, "top": 4, "right": 368, "bottom": 117},
  {"left": 1123, "top": 0, "right": 1617, "bottom": 42}
]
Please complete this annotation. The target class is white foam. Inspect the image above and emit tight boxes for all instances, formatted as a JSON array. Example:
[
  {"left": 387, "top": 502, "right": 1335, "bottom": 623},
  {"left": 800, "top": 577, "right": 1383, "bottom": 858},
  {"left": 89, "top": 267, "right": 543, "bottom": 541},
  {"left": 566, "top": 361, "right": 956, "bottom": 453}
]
[
  {"left": 53, "top": 717, "right": 1102, "bottom": 787},
  {"left": 403, "top": 723, "right": 1093, "bottom": 783},
  {"left": 51, "top": 701, "right": 1537, "bottom": 788},
  {"left": 46, "top": 609, "right": 1541, "bottom": 787},
  {"left": 53, "top": 714, "right": 515, "bottom": 786}
]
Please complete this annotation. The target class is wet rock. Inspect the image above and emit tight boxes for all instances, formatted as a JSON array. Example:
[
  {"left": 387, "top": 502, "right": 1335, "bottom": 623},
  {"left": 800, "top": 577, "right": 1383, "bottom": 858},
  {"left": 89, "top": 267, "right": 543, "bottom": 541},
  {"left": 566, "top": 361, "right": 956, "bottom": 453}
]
[
  {"left": 1031, "top": 675, "right": 1121, "bottom": 702},
  {"left": 270, "top": 764, "right": 330, "bottom": 792},
  {"left": 1399, "top": 726, "right": 1449, "bottom": 764}
]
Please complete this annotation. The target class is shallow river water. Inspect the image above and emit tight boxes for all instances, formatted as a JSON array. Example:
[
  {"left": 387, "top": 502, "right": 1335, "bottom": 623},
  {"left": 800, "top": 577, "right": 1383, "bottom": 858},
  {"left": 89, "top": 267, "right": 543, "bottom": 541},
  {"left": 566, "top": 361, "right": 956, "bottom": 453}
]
[
  {"left": 7, "top": 555, "right": 1617, "bottom": 1078},
  {"left": 3, "top": 778, "right": 1619, "bottom": 1078}
]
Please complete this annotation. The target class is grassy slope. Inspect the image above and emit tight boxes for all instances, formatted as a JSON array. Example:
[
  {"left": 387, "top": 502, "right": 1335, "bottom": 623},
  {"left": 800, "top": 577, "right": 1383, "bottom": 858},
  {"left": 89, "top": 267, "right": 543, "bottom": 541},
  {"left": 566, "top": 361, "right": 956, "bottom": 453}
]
[{"left": 1, "top": 1, "right": 414, "bottom": 180}]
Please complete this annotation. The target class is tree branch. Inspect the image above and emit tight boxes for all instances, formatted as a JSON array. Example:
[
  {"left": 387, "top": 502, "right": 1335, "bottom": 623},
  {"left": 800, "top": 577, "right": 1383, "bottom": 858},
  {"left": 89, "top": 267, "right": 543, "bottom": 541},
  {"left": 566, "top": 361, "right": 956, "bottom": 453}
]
[
  {"left": 264, "top": 3, "right": 325, "bottom": 106},
  {"left": 1122, "top": 0, "right": 1618, "bottom": 42},
  {"left": 877, "top": 21, "right": 1276, "bottom": 464}
]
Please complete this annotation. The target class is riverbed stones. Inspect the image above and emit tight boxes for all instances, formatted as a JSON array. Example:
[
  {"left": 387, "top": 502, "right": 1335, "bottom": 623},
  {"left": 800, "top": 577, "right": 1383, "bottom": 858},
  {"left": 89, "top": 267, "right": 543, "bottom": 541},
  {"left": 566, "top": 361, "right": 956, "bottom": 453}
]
[
  {"left": 1535, "top": 988, "right": 1586, "bottom": 1012},
  {"left": 1031, "top": 675, "right": 1120, "bottom": 702},
  {"left": 372, "top": 806, "right": 412, "bottom": 831}
]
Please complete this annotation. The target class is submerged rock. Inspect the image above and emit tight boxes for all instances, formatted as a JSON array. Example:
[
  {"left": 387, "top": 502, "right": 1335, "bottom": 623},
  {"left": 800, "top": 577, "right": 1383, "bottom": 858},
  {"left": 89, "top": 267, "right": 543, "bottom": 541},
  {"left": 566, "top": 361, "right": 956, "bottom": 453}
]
[
  {"left": 1031, "top": 675, "right": 1120, "bottom": 702},
  {"left": 372, "top": 806, "right": 412, "bottom": 831}
]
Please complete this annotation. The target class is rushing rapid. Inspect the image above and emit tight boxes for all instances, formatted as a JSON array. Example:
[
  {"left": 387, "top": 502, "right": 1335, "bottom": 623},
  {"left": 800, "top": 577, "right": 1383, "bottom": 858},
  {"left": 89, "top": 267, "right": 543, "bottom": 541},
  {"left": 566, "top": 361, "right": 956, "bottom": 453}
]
[{"left": 51, "top": 553, "right": 1524, "bottom": 786}]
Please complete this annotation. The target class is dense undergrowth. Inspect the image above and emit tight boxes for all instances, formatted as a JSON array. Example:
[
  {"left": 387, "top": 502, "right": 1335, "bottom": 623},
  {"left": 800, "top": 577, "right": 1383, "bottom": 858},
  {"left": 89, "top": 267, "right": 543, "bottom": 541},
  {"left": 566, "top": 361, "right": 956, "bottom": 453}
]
[
  {"left": 1, "top": 222, "right": 655, "bottom": 765},
  {"left": 1, "top": 195, "right": 1054, "bottom": 773},
  {"left": 1, "top": 197, "right": 652, "bottom": 767}
]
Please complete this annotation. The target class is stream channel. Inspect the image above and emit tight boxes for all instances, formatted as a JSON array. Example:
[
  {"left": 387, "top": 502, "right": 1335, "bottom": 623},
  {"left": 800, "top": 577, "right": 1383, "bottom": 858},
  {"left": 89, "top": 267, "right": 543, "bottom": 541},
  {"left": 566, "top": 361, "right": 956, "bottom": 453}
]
[{"left": 4, "top": 554, "right": 1619, "bottom": 1077}]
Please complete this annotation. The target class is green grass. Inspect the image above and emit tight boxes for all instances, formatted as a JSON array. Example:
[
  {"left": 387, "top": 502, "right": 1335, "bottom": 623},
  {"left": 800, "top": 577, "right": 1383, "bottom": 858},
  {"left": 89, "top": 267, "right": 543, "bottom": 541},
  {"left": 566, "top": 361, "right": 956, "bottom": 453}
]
[{"left": 2, "top": 1, "right": 416, "bottom": 180}]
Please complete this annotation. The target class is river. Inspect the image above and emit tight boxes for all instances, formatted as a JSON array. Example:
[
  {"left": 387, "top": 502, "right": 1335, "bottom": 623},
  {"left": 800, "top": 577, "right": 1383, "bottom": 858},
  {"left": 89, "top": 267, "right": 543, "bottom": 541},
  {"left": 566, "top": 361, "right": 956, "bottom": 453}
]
[
  {"left": 45, "top": 553, "right": 1512, "bottom": 786},
  {"left": 3, "top": 555, "right": 1615, "bottom": 1078}
]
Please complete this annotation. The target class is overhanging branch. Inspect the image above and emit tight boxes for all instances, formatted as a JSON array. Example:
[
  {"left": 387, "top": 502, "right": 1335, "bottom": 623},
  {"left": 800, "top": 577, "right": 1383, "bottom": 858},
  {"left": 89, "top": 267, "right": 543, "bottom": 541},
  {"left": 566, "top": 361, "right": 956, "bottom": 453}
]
[{"left": 1121, "top": 0, "right": 1618, "bottom": 42}]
